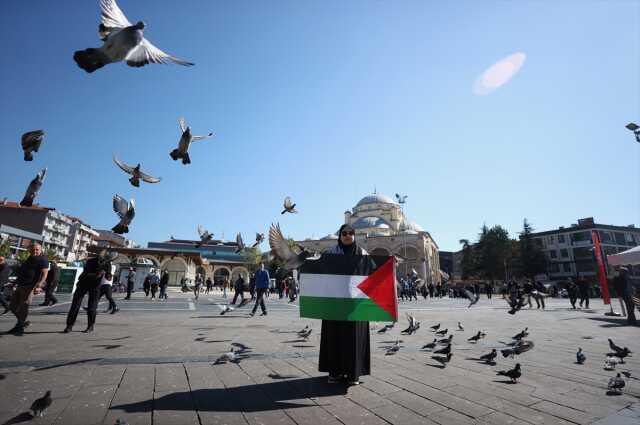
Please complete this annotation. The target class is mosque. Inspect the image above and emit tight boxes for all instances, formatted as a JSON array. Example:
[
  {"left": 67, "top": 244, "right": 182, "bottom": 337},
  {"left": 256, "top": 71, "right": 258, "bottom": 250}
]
[{"left": 296, "top": 193, "right": 442, "bottom": 285}]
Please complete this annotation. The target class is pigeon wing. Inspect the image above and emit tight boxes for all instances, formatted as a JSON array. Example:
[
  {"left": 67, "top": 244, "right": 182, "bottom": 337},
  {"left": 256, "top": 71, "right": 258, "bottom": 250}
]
[
  {"left": 197, "top": 225, "right": 207, "bottom": 238},
  {"left": 21, "top": 130, "right": 44, "bottom": 150},
  {"left": 283, "top": 197, "right": 293, "bottom": 209},
  {"left": 139, "top": 170, "right": 161, "bottom": 183},
  {"left": 113, "top": 195, "right": 129, "bottom": 219},
  {"left": 113, "top": 156, "right": 135, "bottom": 175},
  {"left": 178, "top": 117, "right": 187, "bottom": 133},
  {"left": 269, "top": 223, "right": 297, "bottom": 263},
  {"left": 125, "top": 39, "right": 195, "bottom": 67},
  {"left": 100, "top": 0, "right": 131, "bottom": 29},
  {"left": 192, "top": 133, "right": 213, "bottom": 142},
  {"left": 126, "top": 200, "right": 136, "bottom": 221}
]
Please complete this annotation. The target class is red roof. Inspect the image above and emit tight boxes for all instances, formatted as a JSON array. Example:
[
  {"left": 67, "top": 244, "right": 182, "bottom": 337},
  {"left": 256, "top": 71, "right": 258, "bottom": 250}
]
[{"left": 0, "top": 201, "right": 52, "bottom": 211}]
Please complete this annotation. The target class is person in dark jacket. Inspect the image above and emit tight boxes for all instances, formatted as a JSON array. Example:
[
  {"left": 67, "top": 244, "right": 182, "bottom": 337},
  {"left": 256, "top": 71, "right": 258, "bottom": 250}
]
[
  {"left": 0, "top": 256, "right": 11, "bottom": 314},
  {"left": 143, "top": 274, "right": 151, "bottom": 297},
  {"left": 124, "top": 267, "right": 136, "bottom": 300},
  {"left": 578, "top": 279, "right": 590, "bottom": 309},
  {"left": 485, "top": 282, "right": 493, "bottom": 299},
  {"left": 40, "top": 261, "right": 60, "bottom": 306},
  {"left": 567, "top": 279, "right": 578, "bottom": 309},
  {"left": 319, "top": 224, "right": 371, "bottom": 386},
  {"left": 250, "top": 263, "right": 270, "bottom": 316},
  {"left": 63, "top": 250, "right": 111, "bottom": 333},
  {"left": 612, "top": 267, "right": 637, "bottom": 326},
  {"left": 159, "top": 270, "right": 169, "bottom": 300},
  {"left": 232, "top": 274, "right": 245, "bottom": 305}
]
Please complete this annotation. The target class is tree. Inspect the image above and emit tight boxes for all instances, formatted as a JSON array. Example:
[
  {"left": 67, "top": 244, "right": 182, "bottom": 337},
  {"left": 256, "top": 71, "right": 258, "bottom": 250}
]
[
  {"left": 46, "top": 248, "right": 58, "bottom": 263},
  {"left": 17, "top": 250, "right": 30, "bottom": 264},
  {"left": 244, "top": 246, "right": 263, "bottom": 273},
  {"left": 518, "top": 219, "right": 547, "bottom": 279},
  {"left": 459, "top": 239, "right": 476, "bottom": 280},
  {"left": 0, "top": 239, "right": 11, "bottom": 258},
  {"left": 475, "top": 225, "right": 512, "bottom": 283}
]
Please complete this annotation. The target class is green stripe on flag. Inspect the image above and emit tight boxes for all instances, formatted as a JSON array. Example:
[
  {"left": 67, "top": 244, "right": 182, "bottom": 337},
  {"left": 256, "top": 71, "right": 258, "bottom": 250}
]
[{"left": 300, "top": 296, "right": 394, "bottom": 322}]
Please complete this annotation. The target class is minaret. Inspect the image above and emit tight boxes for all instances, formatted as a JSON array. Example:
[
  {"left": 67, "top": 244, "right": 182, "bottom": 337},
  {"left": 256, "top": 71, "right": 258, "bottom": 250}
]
[{"left": 344, "top": 210, "right": 352, "bottom": 224}]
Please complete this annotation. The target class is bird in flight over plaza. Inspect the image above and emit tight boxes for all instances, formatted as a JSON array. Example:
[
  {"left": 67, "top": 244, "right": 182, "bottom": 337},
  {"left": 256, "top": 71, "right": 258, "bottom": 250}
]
[
  {"left": 20, "top": 168, "right": 47, "bottom": 207},
  {"left": 464, "top": 289, "right": 480, "bottom": 308},
  {"left": 170, "top": 116, "right": 214, "bottom": 165},
  {"left": 111, "top": 195, "right": 135, "bottom": 234},
  {"left": 113, "top": 156, "right": 161, "bottom": 187},
  {"left": 21, "top": 130, "right": 45, "bottom": 161},
  {"left": 252, "top": 233, "right": 265, "bottom": 248},
  {"left": 268, "top": 223, "right": 320, "bottom": 270},
  {"left": 281, "top": 196, "right": 298, "bottom": 214},
  {"left": 235, "top": 233, "right": 245, "bottom": 253},
  {"left": 196, "top": 225, "right": 213, "bottom": 247},
  {"left": 73, "top": 0, "right": 194, "bottom": 73}
]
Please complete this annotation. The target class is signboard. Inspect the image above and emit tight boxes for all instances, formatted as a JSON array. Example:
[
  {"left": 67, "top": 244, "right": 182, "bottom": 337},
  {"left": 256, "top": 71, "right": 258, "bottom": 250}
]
[{"left": 58, "top": 267, "right": 82, "bottom": 294}]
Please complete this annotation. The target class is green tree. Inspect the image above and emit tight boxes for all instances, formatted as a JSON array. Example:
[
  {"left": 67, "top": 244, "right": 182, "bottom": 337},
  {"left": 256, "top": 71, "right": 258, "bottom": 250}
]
[
  {"left": 244, "top": 246, "right": 263, "bottom": 273},
  {"left": 458, "top": 239, "right": 476, "bottom": 280},
  {"left": 17, "top": 250, "right": 30, "bottom": 264},
  {"left": 0, "top": 240, "right": 11, "bottom": 258},
  {"left": 518, "top": 218, "right": 547, "bottom": 278},
  {"left": 46, "top": 248, "right": 58, "bottom": 262},
  {"left": 475, "top": 224, "right": 512, "bottom": 283}
]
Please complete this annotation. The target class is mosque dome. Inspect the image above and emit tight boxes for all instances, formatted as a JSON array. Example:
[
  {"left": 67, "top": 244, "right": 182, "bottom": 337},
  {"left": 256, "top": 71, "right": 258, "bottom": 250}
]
[
  {"left": 400, "top": 219, "right": 424, "bottom": 233},
  {"left": 352, "top": 216, "right": 391, "bottom": 229},
  {"left": 355, "top": 194, "right": 397, "bottom": 207}
]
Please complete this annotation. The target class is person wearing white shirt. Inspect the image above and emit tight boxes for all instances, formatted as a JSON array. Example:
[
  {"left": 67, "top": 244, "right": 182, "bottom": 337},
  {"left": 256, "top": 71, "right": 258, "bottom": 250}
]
[{"left": 99, "top": 272, "right": 119, "bottom": 314}]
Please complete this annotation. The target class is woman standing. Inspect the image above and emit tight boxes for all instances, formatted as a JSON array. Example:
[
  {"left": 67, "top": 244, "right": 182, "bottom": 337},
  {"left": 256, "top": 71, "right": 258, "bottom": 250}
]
[{"left": 319, "top": 224, "right": 370, "bottom": 385}]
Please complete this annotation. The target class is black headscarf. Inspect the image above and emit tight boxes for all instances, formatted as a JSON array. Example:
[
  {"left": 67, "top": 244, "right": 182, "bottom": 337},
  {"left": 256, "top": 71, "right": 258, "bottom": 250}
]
[{"left": 337, "top": 224, "right": 357, "bottom": 256}]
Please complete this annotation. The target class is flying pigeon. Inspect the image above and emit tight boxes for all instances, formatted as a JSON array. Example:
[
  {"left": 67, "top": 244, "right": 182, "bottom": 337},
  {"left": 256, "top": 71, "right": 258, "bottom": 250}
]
[
  {"left": 437, "top": 335, "right": 453, "bottom": 345},
  {"left": 281, "top": 196, "right": 298, "bottom": 214},
  {"left": 196, "top": 225, "right": 213, "bottom": 247},
  {"left": 435, "top": 328, "right": 448, "bottom": 336},
  {"left": 30, "top": 390, "right": 52, "bottom": 417},
  {"left": 20, "top": 168, "right": 47, "bottom": 207},
  {"left": 507, "top": 292, "right": 526, "bottom": 315},
  {"left": 608, "top": 338, "right": 625, "bottom": 354},
  {"left": 501, "top": 340, "right": 534, "bottom": 358},
  {"left": 433, "top": 344, "right": 451, "bottom": 355},
  {"left": 457, "top": 322, "right": 464, "bottom": 331},
  {"left": 608, "top": 347, "right": 632, "bottom": 364},
  {"left": 463, "top": 289, "right": 480, "bottom": 308},
  {"left": 214, "top": 347, "right": 239, "bottom": 364},
  {"left": 401, "top": 313, "right": 419, "bottom": 334},
  {"left": 608, "top": 373, "right": 626, "bottom": 394},
  {"left": 378, "top": 323, "right": 394, "bottom": 334},
  {"left": 395, "top": 193, "right": 408, "bottom": 203},
  {"left": 430, "top": 323, "right": 441, "bottom": 331},
  {"left": 385, "top": 340, "right": 401, "bottom": 355},
  {"left": 268, "top": 223, "right": 320, "bottom": 270},
  {"left": 235, "top": 233, "right": 245, "bottom": 253},
  {"left": 111, "top": 195, "right": 135, "bottom": 234},
  {"left": 252, "top": 233, "right": 265, "bottom": 248},
  {"left": 497, "top": 363, "right": 521, "bottom": 383},
  {"left": 170, "top": 117, "right": 213, "bottom": 165},
  {"left": 576, "top": 348, "right": 586, "bottom": 365},
  {"left": 73, "top": 0, "right": 194, "bottom": 73},
  {"left": 113, "top": 156, "right": 161, "bottom": 187},
  {"left": 480, "top": 349, "right": 497, "bottom": 364},
  {"left": 21, "top": 130, "right": 45, "bottom": 161},
  {"left": 217, "top": 304, "right": 234, "bottom": 315},
  {"left": 431, "top": 353, "right": 452, "bottom": 367},
  {"left": 422, "top": 339, "right": 437, "bottom": 350},
  {"left": 512, "top": 328, "right": 529, "bottom": 341},
  {"left": 468, "top": 331, "right": 482, "bottom": 343}
]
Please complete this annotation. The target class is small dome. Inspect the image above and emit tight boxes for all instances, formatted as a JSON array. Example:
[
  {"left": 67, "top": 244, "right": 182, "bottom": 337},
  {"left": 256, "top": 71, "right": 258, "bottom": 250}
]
[
  {"left": 321, "top": 233, "right": 338, "bottom": 240},
  {"left": 355, "top": 194, "right": 397, "bottom": 207},
  {"left": 401, "top": 219, "right": 424, "bottom": 232},
  {"left": 352, "top": 216, "right": 391, "bottom": 229}
]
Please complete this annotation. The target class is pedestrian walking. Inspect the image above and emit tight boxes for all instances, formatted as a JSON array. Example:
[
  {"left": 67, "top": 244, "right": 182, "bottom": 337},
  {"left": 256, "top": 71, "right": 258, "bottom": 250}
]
[
  {"left": 149, "top": 269, "right": 160, "bottom": 300},
  {"left": 250, "top": 263, "right": 270, "bottom": 316},
  {"left": 0, "top": 256, "right": 13, "bottom": 315},
  {"left": 193, "top": 275, "right": 202, "bottom": 300},
  {"left": 222, "top": 277, "right": 228, "bottom": 298},
  {"left": 534, "top": 280, "right": 545, "bottom": 309},
  {"left": 64, "top": 250, "right": 111, "bottom": 333},
  {"left": 159, "top": 270, "right": 169, "bottom": 300},
  {"left": 319, "top": 224, "right": 370, "bottom": 385},
  {"left": 578, "top": 279, "right": 590, "bottom": 309},
  {"left": 612, "top": 267, "right": 637, "bottom": 326},
  {"left": 486, "top": 282, "right": 493, "bottom": 299},
  {"left": 98, "top": 271, "right": 119, "bottom": 313},
  {"left": 6, "top": 243, "right": 48, "bottom": 335},
  {"left": 249, "top": 273, "right": 256, "bottom": 300},
  {"left": 567, "top": 279, "right": 578, "bottom": 309},
  {"left": 124, "top": 267, "right": 136, "bottom": 300},
  {"left": 143, "top": 273, "right": 151, "bottom": 297},
  {"left": 205, "top": 277, "right": 213, "bottom": 294},
  {"left": 40, "top": 260, "right": 60, "bottom": 306},
  {"left": 232, "top": 274, "right": 245, "bottom": 305}
]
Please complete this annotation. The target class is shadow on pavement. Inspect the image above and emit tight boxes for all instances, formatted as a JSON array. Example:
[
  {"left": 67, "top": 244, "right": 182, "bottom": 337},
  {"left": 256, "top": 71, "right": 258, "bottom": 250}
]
[
  {"left": 587, "top": 317, "right": 634, "bottom": 327},
  {"left": 33, "top": 358, "right": 103, "bottom": 371},
  {"left": 112, "top": 376, "right": 347, "bottom": 412},
  {"left": 0, "top": 412, "right": 33, "bottom": 425}
]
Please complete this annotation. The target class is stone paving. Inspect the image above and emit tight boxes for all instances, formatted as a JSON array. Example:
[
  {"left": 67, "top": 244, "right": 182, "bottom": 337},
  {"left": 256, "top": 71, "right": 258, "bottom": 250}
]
[{"left": 0, "top": 290, "right": 638, "bottom": 425}]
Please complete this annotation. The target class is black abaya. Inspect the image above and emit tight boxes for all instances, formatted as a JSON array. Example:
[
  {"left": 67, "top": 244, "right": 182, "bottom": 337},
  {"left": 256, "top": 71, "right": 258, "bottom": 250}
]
[{"left": 319, "top": 319, "right": 370, "bottom": 379}]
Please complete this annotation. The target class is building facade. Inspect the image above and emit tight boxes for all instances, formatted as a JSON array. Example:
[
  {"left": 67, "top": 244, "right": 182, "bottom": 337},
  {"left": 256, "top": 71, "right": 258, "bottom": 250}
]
[
  {"left": 530, "top": 217, "right": 640, "bottom": 283},
  {"left": 66, "top": 219, "right": 99, "bottom": 262},
  {"left": 296, "top": 193, "right": 441, "bottom": 285},
  {"left": 94, "top": 229, "right": 137, "bottom": 249}
]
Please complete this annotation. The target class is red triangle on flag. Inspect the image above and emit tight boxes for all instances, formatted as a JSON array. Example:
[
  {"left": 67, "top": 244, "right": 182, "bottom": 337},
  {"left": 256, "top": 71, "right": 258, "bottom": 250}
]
[{"left": 357, "top": 257, "right": 397, "bottom": 321}]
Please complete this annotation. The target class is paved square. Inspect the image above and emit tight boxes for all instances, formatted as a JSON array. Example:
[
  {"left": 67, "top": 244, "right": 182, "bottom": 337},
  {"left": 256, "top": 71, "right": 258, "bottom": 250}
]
[{"left": 0, "top": 291, "right": 638, "bottom": 425}]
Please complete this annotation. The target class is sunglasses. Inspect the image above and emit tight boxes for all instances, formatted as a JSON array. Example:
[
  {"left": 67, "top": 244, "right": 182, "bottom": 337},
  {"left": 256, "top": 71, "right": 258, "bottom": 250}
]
[{"left": 341, "top": 231, "right": 355, "bottom": 236}]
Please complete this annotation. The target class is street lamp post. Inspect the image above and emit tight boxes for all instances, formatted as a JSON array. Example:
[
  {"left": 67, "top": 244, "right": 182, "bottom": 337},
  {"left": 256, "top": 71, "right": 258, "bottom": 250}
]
[
  {"left": 625, "top": 122, "right": 640, "bottom": 143},
  {"left": 395, "top": 193, "right": 408, "bottom": 277}
]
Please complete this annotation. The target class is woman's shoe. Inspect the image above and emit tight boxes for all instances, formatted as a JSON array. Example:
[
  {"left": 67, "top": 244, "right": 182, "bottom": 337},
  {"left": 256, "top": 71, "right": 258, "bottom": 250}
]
[{"left": 347, "top": 379, "right": 360, "bottom": 386}]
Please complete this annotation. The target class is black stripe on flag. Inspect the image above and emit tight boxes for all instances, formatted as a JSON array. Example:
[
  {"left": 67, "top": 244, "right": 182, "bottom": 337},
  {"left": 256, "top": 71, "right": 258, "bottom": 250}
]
[{"left": 299, "top": 254, "right": 391, "bottom": 276}]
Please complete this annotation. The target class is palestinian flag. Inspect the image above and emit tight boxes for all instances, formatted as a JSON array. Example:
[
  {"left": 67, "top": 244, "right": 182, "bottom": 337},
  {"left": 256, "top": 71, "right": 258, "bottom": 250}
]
[{"left": 299, "top": 254, "right": 397, "bottom": 322}]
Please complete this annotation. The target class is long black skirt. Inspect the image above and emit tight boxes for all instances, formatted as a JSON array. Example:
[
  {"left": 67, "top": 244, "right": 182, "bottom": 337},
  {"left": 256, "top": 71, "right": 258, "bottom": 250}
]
[{"left": 318, "top": 320, "right": 370, "bottom": 379}]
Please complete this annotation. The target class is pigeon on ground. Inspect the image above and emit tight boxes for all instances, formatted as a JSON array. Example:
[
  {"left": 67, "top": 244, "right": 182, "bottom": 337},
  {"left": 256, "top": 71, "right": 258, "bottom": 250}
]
[
  {"left": 401, "top": 313, "right": 419, "bottom": 334},
  {"left": 608, "top": 347, "right": 632, "bottom": 364},
  {"left": 111, "top": 195, "right": 135, "bottom": 234},
  {"left": 299, "top": 328, "right": 312, "bottom": 340},
  {"left": 422, "top": 339, "right": 437, "bottom": 350},
  {"left": 217, "top": 304, "right": 234, "bottom": 315},
  {"left": 507, "top": 293, "right": 527, "bottom": 315},
  {"left": 621, "top": 371, "right": 638, "bottom": 380},
  {"left": 468, "top": 331, "right": 482, "bottom": 343},
  {"left": 608, "top": 338, "right": 625, "bottom": 354},
  {"left": 113, "top": 156, "right": 161, "bottom": 187},
  {"left": 430, "top": 323, "right": 440, "bottom": 331},
  {"left": 377, "top": 323, "right": 394, "bottom": 334},
  {"left": 196, "top": 225, "right": 213, "bottom": 248},
  {"left": 576, "top": 348, "right": 586, "bottom": 364},
  {"left": 230, "top": 342, "right": 250, "bottom": 353},
  {"left": 235, "top": 233, "right": 245, "bottom": 253},
  {"left": 431, "top": 353, "right": 452, "bottom": 367},
  {"left": 30, "top": 391, "right": 52, "bottom": 417},
  {"left": 501, "top": 340, "right": 534, "bottom": 358},
  {"left": 73, "top": 0, "right": 194, "bottom": 73},
  {"left": 385, "top": 340, "right": 401, "bottom": 355},
  {"left": 252, "top": 233, "right": 265, "bottom": 248},
  {"left": 464, "top": 289, "right": 480, "bottom": 308},
  {"left": 512, "top": 328, "right": 529, "bottom": 341},
  {"left": 604, "top": 356, "right": 619, "bottom": 371},
  {"left": 479, "top": 330, "right": 487, "bottom": 339},
  {"left": 497, "top": 363, "right": 521, "bottom": 383},
  {"left": 21, "top": 130, "right": 45, "bottom": 161},
  {"left": 297, "top": 325, "right": 309, "bottom": 335},
  {"left": 433, "top": 344, "right": 451, "bottom": 355},
  {"left": 437, "top": 335, "right": 453, "bottom": 345},
  {"left": 20, "top": 168, "right": 47, "bottom": 207},
  {"left": 115, "top": 419, "right": 130, "bottom": 425},
  {"left": 268, "top": 223, "right": 320, "bottom": 270},
  {"left": 170, "top": 117, "right": 213, "bottom": 165},
  {"left": 608, "top": 373, "right": 626, "bottom": 394},
  {"left": 435, "top": 328, "right": 448, "bottom": 336},
  {"left": 281, "top": 196, "right": 298, "bottom": 214},
  {"left": 214, "top": 347, "right": 238, "bottom": 364},
  {"left": 457, "top": 322, "right": 464, "bottom": 331},
  {"left": 480, "top": 349, "right": 497, "bottom": 364}
]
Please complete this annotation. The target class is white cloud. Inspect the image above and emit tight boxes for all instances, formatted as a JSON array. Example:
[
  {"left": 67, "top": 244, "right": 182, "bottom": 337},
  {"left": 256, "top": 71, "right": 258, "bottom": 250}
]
[{"left": 473, "top": 52, "right": 526, "bottom": 95}]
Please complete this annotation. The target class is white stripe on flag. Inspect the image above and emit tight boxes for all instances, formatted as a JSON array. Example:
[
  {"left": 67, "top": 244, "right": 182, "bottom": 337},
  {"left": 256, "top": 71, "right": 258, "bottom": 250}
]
[{"left": 299, "top": 273, "right": 369, "bottom": 299}]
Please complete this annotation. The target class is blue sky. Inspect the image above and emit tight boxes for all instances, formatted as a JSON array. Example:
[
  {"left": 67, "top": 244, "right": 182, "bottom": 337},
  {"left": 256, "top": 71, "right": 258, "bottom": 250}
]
[{"left": 1, "top": 0, "right": 638, "bottom": 251}]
